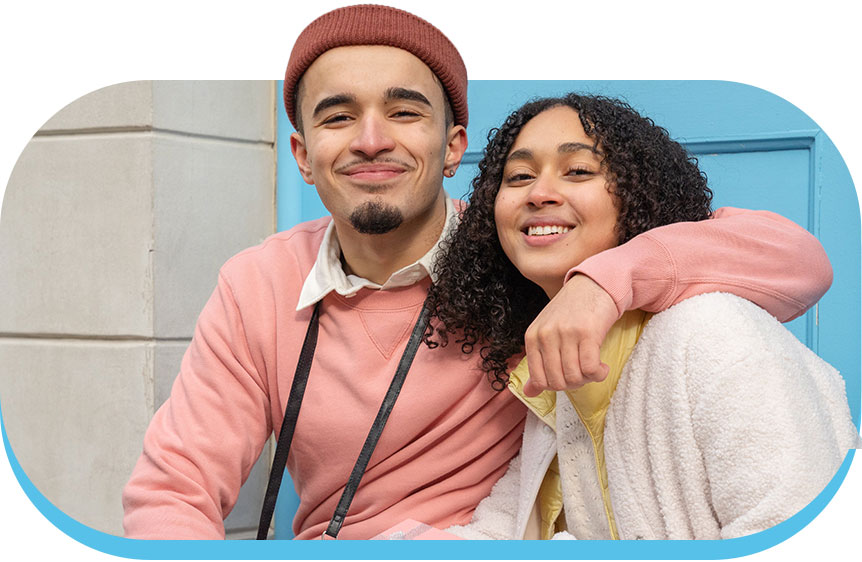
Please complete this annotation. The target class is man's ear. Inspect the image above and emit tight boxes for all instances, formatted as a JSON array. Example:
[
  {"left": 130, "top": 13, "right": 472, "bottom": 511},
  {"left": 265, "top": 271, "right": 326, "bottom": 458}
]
[
  {"left": 290, "top": 132, "right": 315, "bottom": 185},
  {"left": 442, "top": 125, "right": 468, "bottom": 178}
]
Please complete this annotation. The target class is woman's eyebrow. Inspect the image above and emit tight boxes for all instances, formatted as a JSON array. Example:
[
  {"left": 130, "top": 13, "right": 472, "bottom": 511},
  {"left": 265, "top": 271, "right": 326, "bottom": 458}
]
[
  {"left": 558, "top": 142, "right": 601, "bottom": 155},
  {"left": 506, "top": 148, "right": 533, "bottom": 162},
  {"left": 385, "top": 87, "right": 432, "bottom": 107}
]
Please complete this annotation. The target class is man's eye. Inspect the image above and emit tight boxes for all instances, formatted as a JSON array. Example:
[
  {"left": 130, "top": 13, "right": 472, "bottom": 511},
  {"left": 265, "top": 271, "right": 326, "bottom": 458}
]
[
  {"left": 566, "top": 167, "right": 593, "bottom": 177},
  {"left": 391, "top": 110, "right": 421, "bottom": 118},
  {"left": 322, "top": 114, "right": 351, "bottom": 125}
]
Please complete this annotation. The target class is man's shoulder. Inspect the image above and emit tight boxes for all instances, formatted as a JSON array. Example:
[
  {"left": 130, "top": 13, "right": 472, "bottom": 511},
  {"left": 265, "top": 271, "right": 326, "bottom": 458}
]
[{"left": 220, "top": 216, "right": 331, "bottom": 282}]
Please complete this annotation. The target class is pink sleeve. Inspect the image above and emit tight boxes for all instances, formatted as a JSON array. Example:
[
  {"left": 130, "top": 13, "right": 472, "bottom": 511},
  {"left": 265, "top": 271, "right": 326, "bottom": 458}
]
[
  {"left": 568, "top": 207, "right": 833, "bottom": 323},
  {"left": 122, "top": 272, "right": 272, "bottom": 539}
]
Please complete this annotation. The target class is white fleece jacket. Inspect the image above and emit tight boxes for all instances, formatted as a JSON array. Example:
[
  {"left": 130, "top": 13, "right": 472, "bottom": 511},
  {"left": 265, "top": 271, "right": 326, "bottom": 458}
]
[{"left": 448, "top": 293, "right": 859, "bottom": 540}]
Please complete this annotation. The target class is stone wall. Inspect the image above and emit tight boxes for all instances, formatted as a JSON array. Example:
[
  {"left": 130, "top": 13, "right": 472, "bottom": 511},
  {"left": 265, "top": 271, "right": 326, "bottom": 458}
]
[{"left": 0, "top": 81, "right": 277, "bottom": 538}]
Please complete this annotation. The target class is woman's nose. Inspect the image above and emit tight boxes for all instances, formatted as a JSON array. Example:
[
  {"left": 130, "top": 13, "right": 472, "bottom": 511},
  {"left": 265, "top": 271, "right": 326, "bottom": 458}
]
[{"left": 526, "top": 176, "right": 562, "bottom": 207}]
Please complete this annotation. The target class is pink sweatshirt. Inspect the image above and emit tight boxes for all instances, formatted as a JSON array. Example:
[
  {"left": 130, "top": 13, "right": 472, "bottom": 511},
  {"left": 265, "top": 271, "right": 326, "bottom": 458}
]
[
  {"left": 572, "top": 207, "right": 832, "bottom": 321},
  {"left": 122, "top": 207, "right": 831, "bottom": 540}
]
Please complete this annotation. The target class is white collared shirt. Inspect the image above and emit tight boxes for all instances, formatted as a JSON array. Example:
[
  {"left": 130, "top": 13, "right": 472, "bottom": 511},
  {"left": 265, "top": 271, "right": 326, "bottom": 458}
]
[{"left": 296, "top": 197, "right": 458, "bottom": 311}]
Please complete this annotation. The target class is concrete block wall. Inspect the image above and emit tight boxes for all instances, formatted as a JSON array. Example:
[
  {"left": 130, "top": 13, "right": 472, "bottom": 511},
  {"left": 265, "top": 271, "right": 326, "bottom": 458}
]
[{"left": 0, "top": 81, "right": 277, "bottom": 538}]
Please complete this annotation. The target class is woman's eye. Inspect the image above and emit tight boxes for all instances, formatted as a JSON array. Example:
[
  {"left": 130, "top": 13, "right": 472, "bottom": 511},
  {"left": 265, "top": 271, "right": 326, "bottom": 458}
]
[
  {"left": 566, "top": 167, "right": 593, "bottom": 178},
  {"left": 505, "top": 173, "right": 533, "bottom": 184}
]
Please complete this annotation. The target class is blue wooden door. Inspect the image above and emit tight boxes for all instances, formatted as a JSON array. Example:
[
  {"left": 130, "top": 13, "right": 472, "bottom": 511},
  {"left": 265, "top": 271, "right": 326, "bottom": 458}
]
[{"left": 275, "top": 80, "right": 860, "bottom": 538}]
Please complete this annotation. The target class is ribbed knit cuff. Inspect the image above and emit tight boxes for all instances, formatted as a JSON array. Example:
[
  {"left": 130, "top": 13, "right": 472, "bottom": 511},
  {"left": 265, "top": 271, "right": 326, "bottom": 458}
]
[{"left": 565, "top": 232, "right": 674, "bottom": 317}]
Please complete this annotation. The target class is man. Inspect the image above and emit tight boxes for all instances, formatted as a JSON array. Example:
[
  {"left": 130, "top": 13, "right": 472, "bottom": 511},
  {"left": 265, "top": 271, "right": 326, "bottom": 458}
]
[{"left": 122, "top": 5, "right": 831, "bottom": 540}]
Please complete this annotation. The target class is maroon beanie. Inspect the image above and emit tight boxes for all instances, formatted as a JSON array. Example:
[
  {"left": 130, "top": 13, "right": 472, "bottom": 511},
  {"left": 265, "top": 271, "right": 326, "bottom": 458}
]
[{"left": 284, "top": 4, "right": 468, "bottom": 130}]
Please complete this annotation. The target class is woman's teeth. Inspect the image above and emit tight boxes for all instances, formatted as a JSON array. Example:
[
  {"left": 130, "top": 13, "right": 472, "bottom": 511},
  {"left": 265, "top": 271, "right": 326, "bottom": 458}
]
[{"left": 526, "top": 225, "right": 572, "bottom": 236}]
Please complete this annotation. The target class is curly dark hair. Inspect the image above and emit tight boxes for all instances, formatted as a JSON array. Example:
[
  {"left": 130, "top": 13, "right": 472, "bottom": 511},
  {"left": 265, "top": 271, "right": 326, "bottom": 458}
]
[{"left": 424, "top": 93, "right": 714, "bottom": 390}]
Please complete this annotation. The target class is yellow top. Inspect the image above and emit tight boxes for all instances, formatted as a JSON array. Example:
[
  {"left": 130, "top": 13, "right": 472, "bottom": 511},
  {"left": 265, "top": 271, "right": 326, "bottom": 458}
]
[{"left": 508, "top": 309, "right": 653, "bottom": 539}]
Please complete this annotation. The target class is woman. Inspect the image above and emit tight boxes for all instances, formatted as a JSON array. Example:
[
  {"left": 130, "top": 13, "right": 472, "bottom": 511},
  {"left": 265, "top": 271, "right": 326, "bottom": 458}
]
[{"left": 426, "top": 94, "right": 859, "bottom": 540}]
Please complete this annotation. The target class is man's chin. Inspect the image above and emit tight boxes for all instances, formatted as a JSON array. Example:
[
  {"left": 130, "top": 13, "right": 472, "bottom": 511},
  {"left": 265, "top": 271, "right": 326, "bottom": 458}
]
[
  {"left": 352, "top": 221, "right": 402, "bottom": 235},
  {"left": 349, "top": 201, "right": 404, "bottom": 234}
]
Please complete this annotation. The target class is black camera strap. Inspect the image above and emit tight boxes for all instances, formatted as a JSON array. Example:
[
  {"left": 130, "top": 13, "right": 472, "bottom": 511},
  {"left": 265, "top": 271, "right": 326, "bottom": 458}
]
[
  {"left": 256, "top": 300, "right": 320, "bottom": 540},
  {"left": 257, "top": 298, "right": 429, "bottom": 540}
]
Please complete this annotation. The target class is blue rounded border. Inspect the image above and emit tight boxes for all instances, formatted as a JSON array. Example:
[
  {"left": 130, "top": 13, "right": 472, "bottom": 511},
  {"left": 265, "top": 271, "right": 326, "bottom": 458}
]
[{"left": 1, "top": 400, "right": 856, "bottom": 560}]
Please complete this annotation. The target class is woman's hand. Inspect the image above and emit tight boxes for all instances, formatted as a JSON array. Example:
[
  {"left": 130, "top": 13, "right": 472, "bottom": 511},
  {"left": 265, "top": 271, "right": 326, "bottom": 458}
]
[{"left": 523, "top": 274, "right": 619, "bottom": 397}]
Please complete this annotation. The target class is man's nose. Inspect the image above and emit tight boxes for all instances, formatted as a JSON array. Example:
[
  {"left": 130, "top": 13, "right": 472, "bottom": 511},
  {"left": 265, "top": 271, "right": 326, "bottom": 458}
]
[{"left": 349, "top": 114, "right": 396, "bottom": 158}]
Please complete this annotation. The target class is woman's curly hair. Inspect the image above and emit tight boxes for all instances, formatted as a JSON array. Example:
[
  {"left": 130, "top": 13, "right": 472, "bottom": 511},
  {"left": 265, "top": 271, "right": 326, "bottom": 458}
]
[{"left": 424, "top": 93, "right": 714, "bottom": 390}]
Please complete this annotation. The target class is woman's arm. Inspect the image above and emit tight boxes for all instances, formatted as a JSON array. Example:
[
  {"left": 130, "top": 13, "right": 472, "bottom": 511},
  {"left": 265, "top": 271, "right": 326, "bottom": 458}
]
[{"left": 445, "top": 454, "right": 523, "bottom": 539}]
